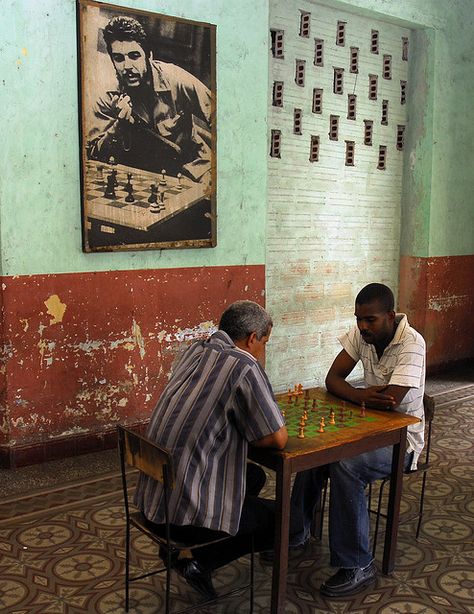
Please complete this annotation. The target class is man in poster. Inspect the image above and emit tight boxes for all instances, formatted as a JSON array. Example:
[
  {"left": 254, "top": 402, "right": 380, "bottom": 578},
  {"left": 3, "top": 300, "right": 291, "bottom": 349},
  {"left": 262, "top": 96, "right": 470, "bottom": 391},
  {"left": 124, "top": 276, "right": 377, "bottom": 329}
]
[{"left": 86, "top": 15, "right": 212, "bottom": 181}]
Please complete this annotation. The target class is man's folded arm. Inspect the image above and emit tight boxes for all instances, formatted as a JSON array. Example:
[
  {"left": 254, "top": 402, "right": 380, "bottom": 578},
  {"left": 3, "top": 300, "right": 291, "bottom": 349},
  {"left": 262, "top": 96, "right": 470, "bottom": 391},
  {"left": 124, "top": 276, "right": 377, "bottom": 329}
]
[
  {"left": 325, "top": 349, "right": 360, "bottom": 403},
  {"left": 250, "top": 426, "right": 288, "bottom": 450},
  {"left": 325, "top": 350, "right": 411, "bottom": 410}
]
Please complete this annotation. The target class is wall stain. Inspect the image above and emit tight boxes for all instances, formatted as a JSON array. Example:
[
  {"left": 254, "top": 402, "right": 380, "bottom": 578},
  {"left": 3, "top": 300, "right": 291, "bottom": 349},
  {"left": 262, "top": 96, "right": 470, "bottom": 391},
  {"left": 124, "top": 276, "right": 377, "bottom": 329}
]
[
  {"left": 44, "top": 294, "right": 67, "bottom": 325},
  {"left": 428, "top": 294, "right": 469, "bottom": 312}
]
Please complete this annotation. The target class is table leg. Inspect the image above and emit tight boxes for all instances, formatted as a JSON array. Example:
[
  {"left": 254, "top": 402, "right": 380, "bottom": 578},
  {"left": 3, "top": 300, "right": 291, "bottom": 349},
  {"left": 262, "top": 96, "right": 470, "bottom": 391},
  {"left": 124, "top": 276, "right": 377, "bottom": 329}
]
[
  {"left": 383, "top": 426, "right": 407, "bottom": 574},
  {"left": 270, "top": 459, "right": 292, "bottom": 614}
]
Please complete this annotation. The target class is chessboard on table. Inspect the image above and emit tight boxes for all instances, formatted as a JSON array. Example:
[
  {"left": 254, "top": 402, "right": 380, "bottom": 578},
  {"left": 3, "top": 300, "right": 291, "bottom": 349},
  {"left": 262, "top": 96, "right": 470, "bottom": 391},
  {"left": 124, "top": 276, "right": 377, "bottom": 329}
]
[
  {"left": 83, "top": 159, "right": 209, "bottom": 232},
  {"left": 277, "top": 384, "right": 377, "bottom": 442}
]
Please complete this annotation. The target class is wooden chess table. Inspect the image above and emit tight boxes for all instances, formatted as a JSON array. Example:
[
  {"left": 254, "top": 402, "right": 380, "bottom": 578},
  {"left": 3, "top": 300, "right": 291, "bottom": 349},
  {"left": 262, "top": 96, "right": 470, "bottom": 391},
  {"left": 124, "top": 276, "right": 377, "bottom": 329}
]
[{"left": 249, "top": 386, "right": 420, "bottom": 614}]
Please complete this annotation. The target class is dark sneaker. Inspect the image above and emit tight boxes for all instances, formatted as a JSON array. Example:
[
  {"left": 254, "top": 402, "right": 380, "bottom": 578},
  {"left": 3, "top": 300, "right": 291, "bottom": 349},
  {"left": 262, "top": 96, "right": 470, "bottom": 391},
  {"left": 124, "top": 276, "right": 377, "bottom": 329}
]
[
  {"left": 175, "top": 559, "right": 218, "bottom": 600},
  {"left": 320, "top": 562, "right": 377, "bottom": 597}
]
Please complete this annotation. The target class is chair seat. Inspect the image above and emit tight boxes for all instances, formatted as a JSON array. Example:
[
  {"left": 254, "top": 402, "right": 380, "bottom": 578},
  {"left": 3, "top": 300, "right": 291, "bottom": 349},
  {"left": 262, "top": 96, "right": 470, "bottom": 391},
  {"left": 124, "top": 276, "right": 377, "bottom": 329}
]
[{"left": 130, "top": 511, "right": 231, "bottom": 551}]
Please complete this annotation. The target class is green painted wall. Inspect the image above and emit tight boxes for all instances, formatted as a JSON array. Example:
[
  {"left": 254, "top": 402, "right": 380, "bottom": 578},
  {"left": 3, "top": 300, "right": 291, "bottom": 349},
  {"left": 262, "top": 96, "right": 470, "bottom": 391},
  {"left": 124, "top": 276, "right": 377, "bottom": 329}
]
[
  {"left": 324, "top": 0, "right": 474, "bottom": 258},
  {"left": 2, "top": 0, "right": 473, "bottom": 277},
  {"left": 0, "top": 0, "right": 270, "bottom": 276}
]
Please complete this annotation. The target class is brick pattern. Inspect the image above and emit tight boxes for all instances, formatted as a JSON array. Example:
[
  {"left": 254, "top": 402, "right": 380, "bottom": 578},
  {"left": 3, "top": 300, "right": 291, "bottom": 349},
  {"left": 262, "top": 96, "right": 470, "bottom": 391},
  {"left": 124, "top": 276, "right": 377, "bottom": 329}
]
[{"left": 267, "top": 1, "right": 411, "bottom": 389}]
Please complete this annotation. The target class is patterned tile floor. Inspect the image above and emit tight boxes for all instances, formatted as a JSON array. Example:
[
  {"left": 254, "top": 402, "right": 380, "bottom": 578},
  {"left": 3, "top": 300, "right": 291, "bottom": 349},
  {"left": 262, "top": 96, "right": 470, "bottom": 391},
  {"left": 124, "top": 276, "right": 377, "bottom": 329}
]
[{"left": 1, "top": 371, "right": 473, "bottom": 613}]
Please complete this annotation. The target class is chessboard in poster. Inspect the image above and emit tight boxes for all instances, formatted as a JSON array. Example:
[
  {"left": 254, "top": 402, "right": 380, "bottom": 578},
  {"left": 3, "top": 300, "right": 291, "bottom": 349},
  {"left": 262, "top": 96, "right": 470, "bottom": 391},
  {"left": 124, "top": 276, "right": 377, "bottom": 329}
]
[{"left": 77, "top": 0, "right": 216, "bottom": 252}]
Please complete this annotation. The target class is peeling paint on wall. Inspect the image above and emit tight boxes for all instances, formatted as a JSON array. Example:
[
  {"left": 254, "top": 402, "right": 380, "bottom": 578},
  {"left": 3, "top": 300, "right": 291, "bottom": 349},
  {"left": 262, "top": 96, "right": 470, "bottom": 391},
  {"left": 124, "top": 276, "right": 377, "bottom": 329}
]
[
  {"left": 399, "top": 255, "right": 474, "bottom": 367},
  {"left": 75, "top": 340, "right": 103, "bottom": 354},
  {"left": 132, "top": 319, "right": 145, "bottom": 359},
  {"left": 157, "top": 321, "right": 217, "bottom": 344},
  {"left": 0, "top": 266, "right": 265, "bottom": 455},
  {"left": 428, "top": 295, "right": 469, "bottom": 312},
  {"left": 44, "top": 294, "right": 67, "bottom": 324},
  {"left": 37, "top": 339, "right": 56, "bottom": 368}
]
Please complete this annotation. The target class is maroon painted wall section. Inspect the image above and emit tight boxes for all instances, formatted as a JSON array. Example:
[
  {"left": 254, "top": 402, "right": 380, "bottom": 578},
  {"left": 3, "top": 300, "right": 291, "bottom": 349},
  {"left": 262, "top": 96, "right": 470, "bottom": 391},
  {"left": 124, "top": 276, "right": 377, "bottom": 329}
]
[
  {"left": 0, "top": 265, "right": 264, "bottom": 466},
  {"left": 0, "top": 286, "right": 7, "bottom": 446},
  {"left": 399, "top": 255, "right": 474, "bottom": 369}
]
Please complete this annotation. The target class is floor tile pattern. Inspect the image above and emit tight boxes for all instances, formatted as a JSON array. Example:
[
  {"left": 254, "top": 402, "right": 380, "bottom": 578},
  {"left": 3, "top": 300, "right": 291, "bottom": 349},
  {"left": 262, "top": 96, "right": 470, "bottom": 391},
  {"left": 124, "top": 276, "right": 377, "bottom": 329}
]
[{"left": 1, "top": 398, "right": 473, "bottom": 613}]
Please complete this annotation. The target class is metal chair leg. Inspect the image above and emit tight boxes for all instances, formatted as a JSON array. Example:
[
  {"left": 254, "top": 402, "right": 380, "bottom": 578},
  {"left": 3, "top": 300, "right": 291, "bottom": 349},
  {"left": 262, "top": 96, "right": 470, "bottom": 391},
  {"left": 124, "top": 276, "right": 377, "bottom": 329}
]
[
  {"left": 249, "top": 535, "right": 254, "bottom": 614},
  {"left": 125, "top": 524, "right": 130, "bottom": 612},
  {"left": 372, "top": 479, "right": 387, "bottom": 556},
  {"left": 415, "top": 470, "right": 428, "bottom": 539},
  {"left": 165, "top": 548, "right": 172, "bottom": 614},
  {"left": 315, "top": 478, "right": 328, "bottom": 540}
]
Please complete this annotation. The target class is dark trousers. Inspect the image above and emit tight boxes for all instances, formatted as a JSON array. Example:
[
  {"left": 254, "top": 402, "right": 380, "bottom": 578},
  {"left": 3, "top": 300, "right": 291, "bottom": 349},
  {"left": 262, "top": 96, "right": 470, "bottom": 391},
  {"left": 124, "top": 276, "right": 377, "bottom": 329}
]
[{"left": 163, "top": 463, "right": 298, "bottom": 571}]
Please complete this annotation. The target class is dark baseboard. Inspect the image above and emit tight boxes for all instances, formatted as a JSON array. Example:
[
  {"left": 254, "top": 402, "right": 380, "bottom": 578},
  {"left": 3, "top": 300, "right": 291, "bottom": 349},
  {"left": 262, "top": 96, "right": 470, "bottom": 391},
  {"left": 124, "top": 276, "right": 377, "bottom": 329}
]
[
  {"left": 0, "top": 421, "right": 149, "bottom": 469},
  {"left": 426, "top": 357, "right": 474, "bottom": 377}
]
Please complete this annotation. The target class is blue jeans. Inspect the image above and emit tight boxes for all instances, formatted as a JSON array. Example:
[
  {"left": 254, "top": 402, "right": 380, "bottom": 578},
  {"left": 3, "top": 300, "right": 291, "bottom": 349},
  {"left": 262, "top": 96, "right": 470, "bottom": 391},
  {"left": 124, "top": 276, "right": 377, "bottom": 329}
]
[{"left": 290, "top": 446, "right": 413, "bottom": 568}]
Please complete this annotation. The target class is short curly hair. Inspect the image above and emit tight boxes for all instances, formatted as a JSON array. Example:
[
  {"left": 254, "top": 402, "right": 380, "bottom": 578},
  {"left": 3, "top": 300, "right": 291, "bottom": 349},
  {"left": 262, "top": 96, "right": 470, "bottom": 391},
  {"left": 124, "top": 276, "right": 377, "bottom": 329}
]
[
  {"left": 355, "top": 283, "right": 395, "bottom": 312},
  {"left": 102, "top": 16, "right": 151, "bottom": 56}
]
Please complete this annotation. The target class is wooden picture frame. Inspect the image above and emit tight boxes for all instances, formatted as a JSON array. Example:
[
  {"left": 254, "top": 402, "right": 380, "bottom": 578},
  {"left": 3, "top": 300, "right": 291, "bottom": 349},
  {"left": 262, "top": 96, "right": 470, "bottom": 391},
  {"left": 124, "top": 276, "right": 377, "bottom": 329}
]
[{"left": 77, "top": 0, "right": 216, "bottom": 252}]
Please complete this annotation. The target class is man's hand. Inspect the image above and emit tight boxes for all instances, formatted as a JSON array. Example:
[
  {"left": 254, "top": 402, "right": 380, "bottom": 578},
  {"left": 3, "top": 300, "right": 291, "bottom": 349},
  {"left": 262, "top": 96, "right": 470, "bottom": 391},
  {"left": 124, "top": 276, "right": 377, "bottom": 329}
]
[
  {"left": 111, "top": 94, "right": 135, "bottom": 124},
  {"left": 354, "top": 385, "right": 396, "bottom": 410},
  {"left": 325, "top": 349, "right": 410, "bottom": 410},
  {"left": 157, "top": 112, "right": 183, "bottom": 137}
]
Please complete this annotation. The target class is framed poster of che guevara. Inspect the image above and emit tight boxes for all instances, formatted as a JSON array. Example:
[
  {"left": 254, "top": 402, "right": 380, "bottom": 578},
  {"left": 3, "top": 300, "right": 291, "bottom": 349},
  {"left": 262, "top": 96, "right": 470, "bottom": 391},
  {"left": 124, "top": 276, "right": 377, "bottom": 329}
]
[{"left": 77, "top": 0, "right": 216, "bottom": 252}]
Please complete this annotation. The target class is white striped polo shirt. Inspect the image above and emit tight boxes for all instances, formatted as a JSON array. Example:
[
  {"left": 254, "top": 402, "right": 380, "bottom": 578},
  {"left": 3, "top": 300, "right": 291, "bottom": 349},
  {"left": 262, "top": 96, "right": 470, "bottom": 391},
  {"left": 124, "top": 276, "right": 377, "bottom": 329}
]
[
  {"left": 339, "top": 314, "right": 425, "bottom": 469},
  {"left": 134, "top": 330, "right": 284, "bottom": 536}
]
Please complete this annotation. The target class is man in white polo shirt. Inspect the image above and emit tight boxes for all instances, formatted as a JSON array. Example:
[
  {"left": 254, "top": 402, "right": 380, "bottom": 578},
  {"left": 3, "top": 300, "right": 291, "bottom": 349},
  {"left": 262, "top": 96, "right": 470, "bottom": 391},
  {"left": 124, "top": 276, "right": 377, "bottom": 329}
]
[{"left": 291, "top": 283, "right": 425, "bottom": 598}]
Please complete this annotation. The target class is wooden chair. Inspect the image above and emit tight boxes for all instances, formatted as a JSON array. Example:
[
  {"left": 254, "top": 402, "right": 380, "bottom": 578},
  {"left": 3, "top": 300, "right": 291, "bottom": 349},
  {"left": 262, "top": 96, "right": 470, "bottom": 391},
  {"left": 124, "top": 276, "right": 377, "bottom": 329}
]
[
  {"left": 117, "top": 425, "right": 255, "bottom": 613},
  {"left": 312, "top": 394, "right": 436, "bottom": 553}
]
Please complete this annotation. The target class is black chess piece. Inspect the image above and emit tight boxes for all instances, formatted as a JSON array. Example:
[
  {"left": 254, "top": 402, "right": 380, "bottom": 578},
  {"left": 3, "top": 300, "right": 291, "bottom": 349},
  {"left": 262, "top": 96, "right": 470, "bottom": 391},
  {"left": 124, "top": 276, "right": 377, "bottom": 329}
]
[
  {"left": 104, "top": 173, "right": 117, "bottom": 199},
  {"left": 124, "top": 173, "right": 134, "bottom": 202},
  {"left": 159, "top": 189, "right": 166, "bottom": 209},
  {"left": 124, "top": 186, "right": 134, "bottom": 203},
  {"left": 148, "top": 184, "right": 158, "bottom": 204}
]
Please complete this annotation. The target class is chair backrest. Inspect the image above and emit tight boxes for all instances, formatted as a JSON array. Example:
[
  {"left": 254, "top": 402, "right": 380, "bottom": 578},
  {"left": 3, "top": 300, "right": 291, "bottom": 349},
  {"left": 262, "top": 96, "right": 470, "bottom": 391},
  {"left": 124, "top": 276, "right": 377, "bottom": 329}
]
[
  {"left": 423, "top": 393, "right": 435, "bottom": 424},
  {"left": 117, "top": 425, "right": 175, "bottom": 488},
  {"left": 422, "top": 394, "right": 436, "bottom": 465}
]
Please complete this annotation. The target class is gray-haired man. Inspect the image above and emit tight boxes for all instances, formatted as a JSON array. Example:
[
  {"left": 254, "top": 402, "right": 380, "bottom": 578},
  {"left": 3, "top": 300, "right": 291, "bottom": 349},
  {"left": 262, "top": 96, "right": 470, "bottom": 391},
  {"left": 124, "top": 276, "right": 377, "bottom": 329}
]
[{"left": 134, "top": 300, "right": 291, "bottom": 598}]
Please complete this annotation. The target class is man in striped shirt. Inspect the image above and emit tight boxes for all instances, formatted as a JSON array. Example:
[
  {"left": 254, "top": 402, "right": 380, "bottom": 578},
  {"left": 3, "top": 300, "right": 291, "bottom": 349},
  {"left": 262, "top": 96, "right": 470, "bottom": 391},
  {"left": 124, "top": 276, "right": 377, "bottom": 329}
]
[
  {"left": 134, "top": 300, "right": 289, "bottom": 599},
  {"left": 291, "top": 283, "right": 425, "bottom": 598}
]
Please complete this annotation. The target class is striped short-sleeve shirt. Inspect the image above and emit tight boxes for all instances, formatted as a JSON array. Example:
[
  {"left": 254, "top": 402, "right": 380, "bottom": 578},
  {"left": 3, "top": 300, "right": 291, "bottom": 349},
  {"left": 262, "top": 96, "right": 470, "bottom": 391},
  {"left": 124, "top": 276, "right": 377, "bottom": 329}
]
[
  {"left": 134, "top": 330, "right": 284, "bottom": 536},
  {"left": 339, "top": 314, "right": 426, "bottom": 469}
]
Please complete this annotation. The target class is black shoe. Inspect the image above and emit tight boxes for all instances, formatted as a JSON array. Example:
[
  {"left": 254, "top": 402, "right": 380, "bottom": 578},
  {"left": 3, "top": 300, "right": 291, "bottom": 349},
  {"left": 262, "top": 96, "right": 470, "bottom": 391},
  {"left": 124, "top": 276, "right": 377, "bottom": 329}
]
[
  {"left": 320, "top": 562, "right": 377, "bottom": 598},
  {"left": 259, "top": 542, "right": 307, "bottom": 565},
  {"left": 175, "top": 559, "right": 218, "bottom": 600},
  {"left": 159, "top": 545, "right": 179, "bottom": 569}
]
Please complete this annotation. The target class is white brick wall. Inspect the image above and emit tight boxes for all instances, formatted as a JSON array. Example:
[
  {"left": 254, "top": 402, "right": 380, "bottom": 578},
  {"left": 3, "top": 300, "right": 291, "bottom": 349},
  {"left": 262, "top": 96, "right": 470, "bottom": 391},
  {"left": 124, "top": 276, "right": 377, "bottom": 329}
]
[{"left": 266, "top": 1, "right": 411, "bottom": 390}]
